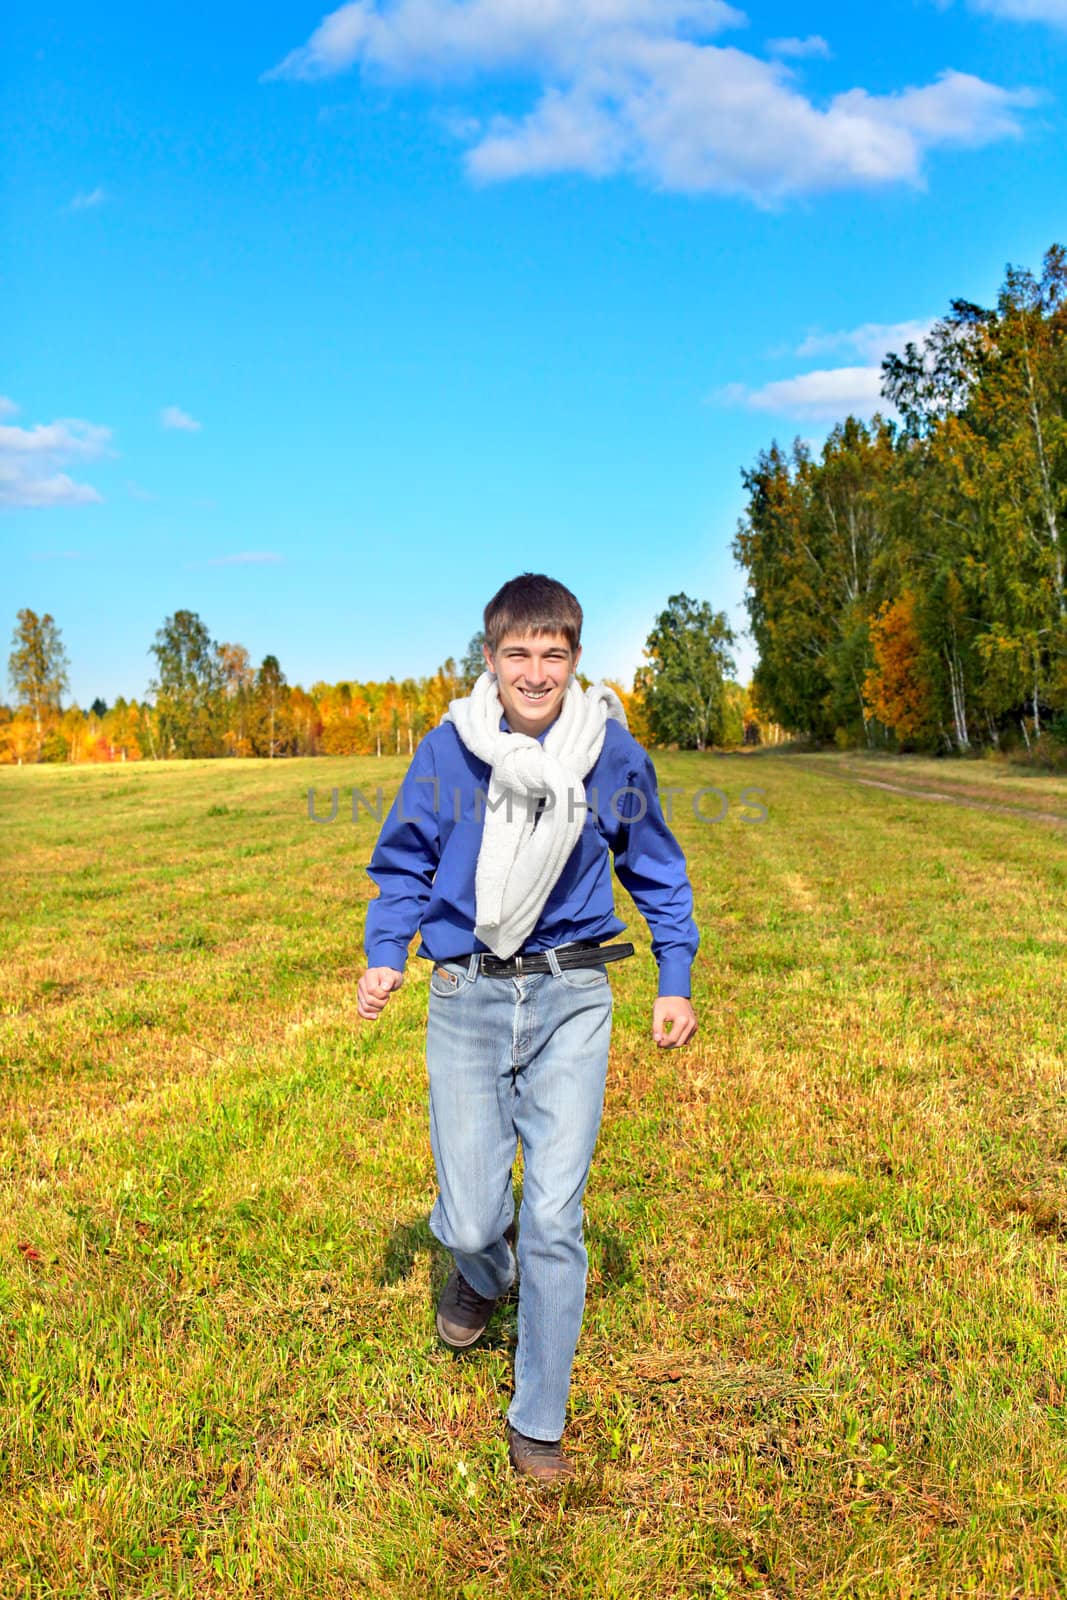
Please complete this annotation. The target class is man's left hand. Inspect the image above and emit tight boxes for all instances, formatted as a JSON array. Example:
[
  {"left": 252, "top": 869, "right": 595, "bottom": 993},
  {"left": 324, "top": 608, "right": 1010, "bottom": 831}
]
[{"left": 652, "top": 996, "right": 697, "bottom": 1049}]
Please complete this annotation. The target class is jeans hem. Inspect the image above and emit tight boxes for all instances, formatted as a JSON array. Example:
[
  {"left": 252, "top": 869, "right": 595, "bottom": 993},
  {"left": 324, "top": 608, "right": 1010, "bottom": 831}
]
[{"left": 505, "top": 1404, "right": 565, "bottom": 1444}]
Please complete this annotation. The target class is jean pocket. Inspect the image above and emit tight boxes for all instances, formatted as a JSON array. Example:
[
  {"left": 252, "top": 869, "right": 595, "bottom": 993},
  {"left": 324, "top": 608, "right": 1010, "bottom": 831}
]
[
  {"left": 430, "top": 961, "right": 469, "bottom": 998},
  {"left": 557, "top": 963, "right": 610, "bottom": 990}
]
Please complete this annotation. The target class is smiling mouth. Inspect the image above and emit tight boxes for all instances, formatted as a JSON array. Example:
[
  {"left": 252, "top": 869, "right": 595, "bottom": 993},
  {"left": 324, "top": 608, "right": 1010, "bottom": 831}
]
[{"left": 517, "top": 687, "right": 551, "bottom": 702}]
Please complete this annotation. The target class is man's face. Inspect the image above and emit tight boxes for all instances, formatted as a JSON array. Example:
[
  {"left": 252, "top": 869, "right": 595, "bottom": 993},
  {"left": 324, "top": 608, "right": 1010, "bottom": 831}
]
[{"left": 483, "top": 630, "right": 581, "bottom": 736}]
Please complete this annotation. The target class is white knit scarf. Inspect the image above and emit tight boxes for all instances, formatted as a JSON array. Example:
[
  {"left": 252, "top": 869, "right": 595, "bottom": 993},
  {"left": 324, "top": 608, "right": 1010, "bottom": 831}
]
[{"left": 441, "top": 670, "right": 628, "bottom": 959}]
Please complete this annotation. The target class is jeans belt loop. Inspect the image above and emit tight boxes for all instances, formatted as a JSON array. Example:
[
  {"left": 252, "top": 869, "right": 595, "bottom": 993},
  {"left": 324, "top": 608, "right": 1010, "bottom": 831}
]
[
  {"left": 466, "top": 952, "right": 480, "bottom": 982},
  {"left": 544, "top": 947, "right": 563, "bottom": 977}
]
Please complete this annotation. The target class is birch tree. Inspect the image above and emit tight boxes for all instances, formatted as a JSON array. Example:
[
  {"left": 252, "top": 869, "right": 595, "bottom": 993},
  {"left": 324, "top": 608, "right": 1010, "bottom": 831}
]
[{"left": 7, "top": 609, "right": 70, "bottom": 760}]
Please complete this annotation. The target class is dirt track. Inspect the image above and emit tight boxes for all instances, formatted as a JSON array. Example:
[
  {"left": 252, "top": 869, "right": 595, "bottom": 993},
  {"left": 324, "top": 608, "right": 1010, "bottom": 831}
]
[{"left": 790, "top": 758, "right": 1067, "bottom": 830}]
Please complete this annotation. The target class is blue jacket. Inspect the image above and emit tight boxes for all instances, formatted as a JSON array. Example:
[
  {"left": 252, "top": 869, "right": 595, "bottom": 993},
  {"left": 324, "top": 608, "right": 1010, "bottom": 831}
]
[{"left": 364, "top": 715, "right": 699, "bottom": 997}]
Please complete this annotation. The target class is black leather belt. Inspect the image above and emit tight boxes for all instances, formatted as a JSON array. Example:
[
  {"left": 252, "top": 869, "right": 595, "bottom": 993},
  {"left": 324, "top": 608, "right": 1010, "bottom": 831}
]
[{"left": 474, "top": 940, "right": 635, "bottom": 978}]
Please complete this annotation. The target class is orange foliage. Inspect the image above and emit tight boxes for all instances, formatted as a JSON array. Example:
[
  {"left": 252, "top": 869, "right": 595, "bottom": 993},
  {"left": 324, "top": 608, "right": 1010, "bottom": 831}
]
[
  {"left": 0, "top": 711, "right": 38, "bottom": 764},
  {"left": 863, "top": 593, "right": 937, "bottom": 741}
]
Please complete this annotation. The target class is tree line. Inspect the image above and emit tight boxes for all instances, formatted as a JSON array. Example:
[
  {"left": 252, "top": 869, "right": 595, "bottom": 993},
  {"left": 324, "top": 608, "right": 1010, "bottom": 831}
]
[
  {"left": 2, "top": 596, "right": 767, "bottom": 763},
  {"left": 734, "top": 245, "right": 1067, "bottom": 755}
]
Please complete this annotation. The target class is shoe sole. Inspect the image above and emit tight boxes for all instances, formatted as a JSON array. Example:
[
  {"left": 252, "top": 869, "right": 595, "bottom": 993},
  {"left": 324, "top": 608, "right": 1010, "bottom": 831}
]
[{"left": 435, "top": 1311, "right": 490, "bottom": 1349}]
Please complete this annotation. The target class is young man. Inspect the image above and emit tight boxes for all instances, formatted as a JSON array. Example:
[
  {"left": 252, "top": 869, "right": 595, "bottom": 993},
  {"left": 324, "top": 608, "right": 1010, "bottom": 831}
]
[{"left": 357, "top": 574, "right": 698, "bottom": 1483}]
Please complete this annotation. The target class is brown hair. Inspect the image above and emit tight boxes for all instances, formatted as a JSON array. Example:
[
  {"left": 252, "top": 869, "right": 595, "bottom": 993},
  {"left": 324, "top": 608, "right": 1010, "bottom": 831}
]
[{"left": 483, "top": 574, "right": 583, "bottom": 656}]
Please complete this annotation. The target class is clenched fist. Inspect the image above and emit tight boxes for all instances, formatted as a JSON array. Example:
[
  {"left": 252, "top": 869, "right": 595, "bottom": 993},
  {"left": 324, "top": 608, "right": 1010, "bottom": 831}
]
[
  {"left": 652, "top": 996, "right": 697, "bottom": 1049},
  {"left": 357, "top": 966, "right": 404, "bottom": 1021}
]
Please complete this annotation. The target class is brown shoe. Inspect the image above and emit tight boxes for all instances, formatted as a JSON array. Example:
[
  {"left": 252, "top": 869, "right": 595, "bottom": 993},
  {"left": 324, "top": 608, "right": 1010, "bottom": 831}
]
[
  {"left": 436, "top": 1268, "right": 498, "bottom": 1349},
  {"left": 507, "top": 1424, "right": 575, "bottom": 1484}
]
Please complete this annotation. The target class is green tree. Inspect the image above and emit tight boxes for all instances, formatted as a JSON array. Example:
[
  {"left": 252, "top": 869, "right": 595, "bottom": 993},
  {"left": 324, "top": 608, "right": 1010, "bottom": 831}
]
[
  {"left": 733, "top": 442, "right": 836, "bottom": 740},
  {"left": 734, "top": 420, "right": 897, "bottom": 746},
  {"left": 810, "top": 417, "right": 897, "bottom": 745},
  {"left": 7, "top": 609, "right": 70, "bottom": 760},
  {"left": 882, "top": 298, "right": 994, "bottom": 439},
  {"left": 970, "top": 252, "right": 1067, "bottom": 735},
  {"left": 251, "top": 654, "right": 290, "bottom": 758},
  {"left": 884, "top": 248, "right": 1067, "bottom": 746},
  {"left": 637, "top": 594, "right": 736, "bottom": 750},
  {"left": 736, "top": 250, "right": 1067, "bottom": 750},
  {"left": 148, "top": 610, "right": 223, "bottom": 758},
  {"left": 460, "top": 632, "right": 487, "bottom": 691}
]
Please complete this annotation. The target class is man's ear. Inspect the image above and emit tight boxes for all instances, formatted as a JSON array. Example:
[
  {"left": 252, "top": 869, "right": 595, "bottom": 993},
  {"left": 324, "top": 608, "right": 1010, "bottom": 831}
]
[
  {"left": 572, "top": 644, "right": 583, "bottom": 674},
  {"left": 482, "top": 643, "right": 495, "bottom": 674}
]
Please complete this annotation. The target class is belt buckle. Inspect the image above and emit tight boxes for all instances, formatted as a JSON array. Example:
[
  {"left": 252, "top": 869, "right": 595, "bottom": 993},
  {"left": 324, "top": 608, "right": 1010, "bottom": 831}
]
[{"left": 514, "top": 954, "right": 524, "bottom": 975}]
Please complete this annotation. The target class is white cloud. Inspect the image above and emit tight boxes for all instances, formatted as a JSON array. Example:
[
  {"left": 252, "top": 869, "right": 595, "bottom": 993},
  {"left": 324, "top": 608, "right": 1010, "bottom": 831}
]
[
  {"left": 970, "top": 0, "right": 1067, "bottom": 22},
  {"left": 67, "top": 186, "right": 106, "bottom": 211},
  {"left": 266, "top": 0, "right": 746, "bottom": 80},
  {"left": 2, "top": 474, "right": 103, "bottom": 509},
  {"left": 767, "top": 35, "right": 831, "bottom": 58},
  {"left": 0, "top": 410, "right": 114, "bottom": 509},
  {"left": 267, "top": 2, "right": 1035, "bottom": 200},
  {"left": 720, "top": 366, "right": 888, "bottom": 419},
  {"left": 161, "top": 405, "right": 202, "bottom": 432},
  {"left": 469, "top": 59, "right": 1030, "bottom": 197},
  {"left": 718, "top": 318, "right": 939, "bottom": 419},
  {"left": 794, "top": 319, "right": 936, "bottom": 362}
]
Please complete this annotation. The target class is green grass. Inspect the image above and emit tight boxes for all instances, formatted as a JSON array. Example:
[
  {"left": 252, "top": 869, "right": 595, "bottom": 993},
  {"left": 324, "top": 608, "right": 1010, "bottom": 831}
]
[{"left": 1, "top": 752, "right": 1065, "bottom": 1598}]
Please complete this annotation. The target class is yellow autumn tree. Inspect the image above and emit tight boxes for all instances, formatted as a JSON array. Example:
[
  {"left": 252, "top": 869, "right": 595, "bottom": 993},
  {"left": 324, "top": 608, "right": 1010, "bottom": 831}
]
[
  {"left": 0, "top": 708, "right": 39, "bottom": 765},
  {"left": 863, "top": 593, "right": 938, "bottom": 745}
]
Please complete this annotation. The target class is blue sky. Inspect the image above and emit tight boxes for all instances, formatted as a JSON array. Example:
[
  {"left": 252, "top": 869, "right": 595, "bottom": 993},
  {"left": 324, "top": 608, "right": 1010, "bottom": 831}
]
[{"left": 4, "top": 0, "right": 1066, "bottom": 707}]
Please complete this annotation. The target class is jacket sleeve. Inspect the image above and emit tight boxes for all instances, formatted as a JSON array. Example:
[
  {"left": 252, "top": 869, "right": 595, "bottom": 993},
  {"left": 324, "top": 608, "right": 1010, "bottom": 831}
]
[
  {"left": 608, "top": 749, "right": 699, "bottom": 998},
  {"left": 363, "top": 734, "right": 441, "bottom": 971}
]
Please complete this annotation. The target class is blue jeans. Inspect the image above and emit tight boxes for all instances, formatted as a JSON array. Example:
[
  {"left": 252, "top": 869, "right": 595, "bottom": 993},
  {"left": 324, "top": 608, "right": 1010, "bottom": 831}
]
[{"left": 425, "top": 949, "right": 613, "bottom": 1441}]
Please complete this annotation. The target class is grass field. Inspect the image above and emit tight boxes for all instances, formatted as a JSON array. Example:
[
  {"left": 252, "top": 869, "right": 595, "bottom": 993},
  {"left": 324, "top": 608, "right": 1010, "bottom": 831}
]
[{"left": 1, "top": 751, "right": 1066, "bottom": 1598}]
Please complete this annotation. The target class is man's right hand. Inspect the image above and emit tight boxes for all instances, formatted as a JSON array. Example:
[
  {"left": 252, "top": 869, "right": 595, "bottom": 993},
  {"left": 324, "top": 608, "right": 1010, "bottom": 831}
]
[{"left": 357, "top": 966, "right": 404, "bottom": 1020}]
